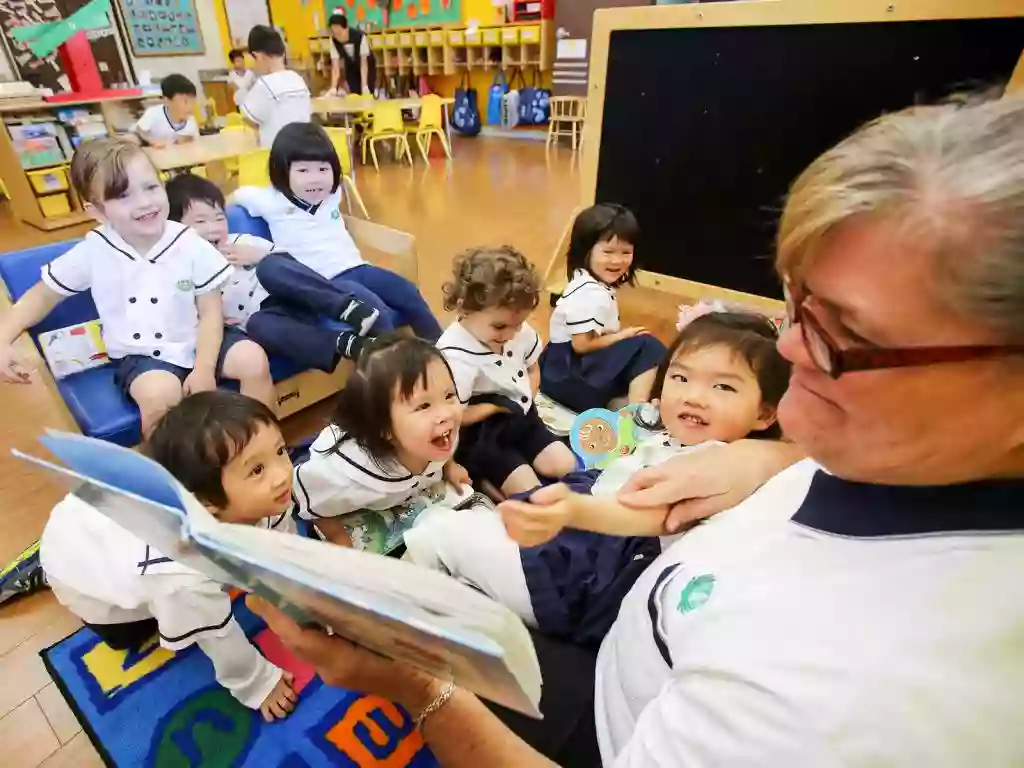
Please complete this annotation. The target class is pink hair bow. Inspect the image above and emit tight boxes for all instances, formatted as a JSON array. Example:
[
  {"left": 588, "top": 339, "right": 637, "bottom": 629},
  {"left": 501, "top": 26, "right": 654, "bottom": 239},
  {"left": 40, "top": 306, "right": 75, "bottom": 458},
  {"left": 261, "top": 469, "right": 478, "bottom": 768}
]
[{"left": 676, "top": 301, "right": 728, "bottom": 331}]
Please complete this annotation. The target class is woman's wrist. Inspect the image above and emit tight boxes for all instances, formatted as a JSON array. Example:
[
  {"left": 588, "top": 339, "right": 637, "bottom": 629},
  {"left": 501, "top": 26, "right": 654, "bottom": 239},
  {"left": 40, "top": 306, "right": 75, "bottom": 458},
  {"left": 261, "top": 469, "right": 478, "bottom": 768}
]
[{"left": 394, "top": 668, "right": 446, "bottom": 714}]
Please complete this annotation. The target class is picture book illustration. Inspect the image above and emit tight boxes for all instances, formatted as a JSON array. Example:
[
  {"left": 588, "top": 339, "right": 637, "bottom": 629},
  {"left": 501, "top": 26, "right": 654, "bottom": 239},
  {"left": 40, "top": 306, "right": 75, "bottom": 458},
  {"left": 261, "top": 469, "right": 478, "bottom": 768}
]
[{"left": 38, "top": 320, "right": 108, "bottom": 379}]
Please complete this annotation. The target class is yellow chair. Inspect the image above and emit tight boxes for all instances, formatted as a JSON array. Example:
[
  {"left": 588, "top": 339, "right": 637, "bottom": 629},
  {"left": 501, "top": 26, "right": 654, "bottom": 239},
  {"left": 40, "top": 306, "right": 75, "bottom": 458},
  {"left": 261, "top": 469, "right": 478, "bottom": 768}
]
[
  {"left": 344, "top": 92, "right": 373, "bottom": 129},
  {"left": 324, "top": 126, "right": 371, "bottom": 219},
  {"left": 237, "top": 148, "right": 271, "bottom": 187},
  {"left": 224, "top": 112, "right": 244, "bottom": 128},
  {"left": 406, "top": 94, "right": 451, "bottom": 163},
  {"left": 360, "top": 102, "right": 412, "bottom": 171},
  {"left": 220, "top": 124, "right": 257, "bottom": 176}
]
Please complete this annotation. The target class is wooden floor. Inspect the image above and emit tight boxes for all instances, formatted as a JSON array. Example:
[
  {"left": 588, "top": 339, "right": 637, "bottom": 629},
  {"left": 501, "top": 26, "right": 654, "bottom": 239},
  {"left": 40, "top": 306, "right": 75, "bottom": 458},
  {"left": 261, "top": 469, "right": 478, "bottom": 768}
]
[{"left": 0, "top": 138, "right": 684, "bottom": 766}]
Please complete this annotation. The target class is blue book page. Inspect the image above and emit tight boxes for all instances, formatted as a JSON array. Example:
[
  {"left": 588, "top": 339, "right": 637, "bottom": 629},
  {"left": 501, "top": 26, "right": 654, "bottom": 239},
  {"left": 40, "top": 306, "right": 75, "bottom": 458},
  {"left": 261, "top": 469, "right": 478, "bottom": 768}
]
[{"left": 38, "top": 430, "right": 184, "bottom": 510}]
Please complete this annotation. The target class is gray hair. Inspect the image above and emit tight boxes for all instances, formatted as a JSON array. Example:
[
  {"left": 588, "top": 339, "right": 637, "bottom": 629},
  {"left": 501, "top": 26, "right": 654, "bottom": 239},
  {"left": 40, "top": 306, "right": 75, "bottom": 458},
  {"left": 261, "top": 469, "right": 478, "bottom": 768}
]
[{"left": 777, "top": 93, "right": 1024, "bottom": 339}]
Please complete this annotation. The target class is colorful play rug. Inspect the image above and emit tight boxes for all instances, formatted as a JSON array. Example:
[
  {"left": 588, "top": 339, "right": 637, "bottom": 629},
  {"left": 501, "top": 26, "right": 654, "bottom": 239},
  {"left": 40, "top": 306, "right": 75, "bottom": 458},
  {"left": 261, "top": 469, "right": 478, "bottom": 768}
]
[{"left": 40, "top": 594, "right": 439, "bottom": 767}]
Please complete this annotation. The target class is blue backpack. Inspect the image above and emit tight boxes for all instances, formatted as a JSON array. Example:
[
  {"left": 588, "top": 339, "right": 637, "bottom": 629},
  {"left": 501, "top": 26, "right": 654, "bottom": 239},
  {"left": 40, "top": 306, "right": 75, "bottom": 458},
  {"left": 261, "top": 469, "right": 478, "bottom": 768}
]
[
  {"left": 487, "top": 71, "right": 508, "bottom": 126},
  {"left": 517, "top": 70, "right": 551, "bottom": 126},
  {"left": 452, "top": 73, "right": 482, "bottom": 136}
]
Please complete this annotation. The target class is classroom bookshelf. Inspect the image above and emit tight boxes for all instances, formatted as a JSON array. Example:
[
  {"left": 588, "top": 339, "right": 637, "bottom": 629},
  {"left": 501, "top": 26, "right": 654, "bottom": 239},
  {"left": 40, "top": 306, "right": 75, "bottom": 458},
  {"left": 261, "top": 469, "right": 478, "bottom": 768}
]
[{"left": 0, "top": 95, "right": 153, "bottom": 231}]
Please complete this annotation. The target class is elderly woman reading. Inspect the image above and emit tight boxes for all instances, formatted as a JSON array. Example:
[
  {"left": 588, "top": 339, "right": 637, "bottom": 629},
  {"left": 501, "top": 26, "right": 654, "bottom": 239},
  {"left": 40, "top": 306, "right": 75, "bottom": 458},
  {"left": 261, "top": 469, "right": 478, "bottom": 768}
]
[{"left": 252, "top": 94, "right": 1024, "bottom": 767}]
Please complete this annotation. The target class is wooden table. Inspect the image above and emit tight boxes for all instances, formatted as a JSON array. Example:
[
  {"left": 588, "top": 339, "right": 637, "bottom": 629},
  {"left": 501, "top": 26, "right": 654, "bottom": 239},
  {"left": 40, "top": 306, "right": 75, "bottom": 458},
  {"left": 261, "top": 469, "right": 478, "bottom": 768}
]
[
  {"left": 144, "top": 131, "right": 259, "bottom": 171},
  {"left": 312, "top": 96, "right": 456, "bottom": 159}
]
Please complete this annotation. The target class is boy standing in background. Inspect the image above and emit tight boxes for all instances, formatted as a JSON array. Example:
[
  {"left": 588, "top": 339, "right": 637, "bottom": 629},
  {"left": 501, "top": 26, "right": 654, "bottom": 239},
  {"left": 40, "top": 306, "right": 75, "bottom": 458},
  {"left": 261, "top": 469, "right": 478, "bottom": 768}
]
[{"left": 241, "top": 25, "right": 312, "bottom": 147}]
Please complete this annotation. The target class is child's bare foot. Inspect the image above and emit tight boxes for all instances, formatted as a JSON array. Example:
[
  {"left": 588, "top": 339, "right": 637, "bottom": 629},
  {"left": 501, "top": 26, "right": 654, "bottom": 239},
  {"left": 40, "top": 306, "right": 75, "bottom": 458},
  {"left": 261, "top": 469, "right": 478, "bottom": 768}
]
[{"left": 260, "top": 671, "right": 297, "bottom": 722}]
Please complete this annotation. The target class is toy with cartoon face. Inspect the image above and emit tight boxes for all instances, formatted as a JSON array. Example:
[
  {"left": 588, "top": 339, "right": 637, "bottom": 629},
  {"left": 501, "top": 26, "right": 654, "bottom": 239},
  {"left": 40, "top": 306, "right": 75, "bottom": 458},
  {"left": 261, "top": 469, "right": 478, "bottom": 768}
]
[{"left": 571, "top": 406, "right": 643, "bottom": 469}]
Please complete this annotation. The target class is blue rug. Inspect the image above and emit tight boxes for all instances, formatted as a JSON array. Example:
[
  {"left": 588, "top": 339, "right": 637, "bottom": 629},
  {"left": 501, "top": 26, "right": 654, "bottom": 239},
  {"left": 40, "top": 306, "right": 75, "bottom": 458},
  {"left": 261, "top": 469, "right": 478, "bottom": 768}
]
[{"left": 40, "top": 594, "right": 439, "bottom": 767}]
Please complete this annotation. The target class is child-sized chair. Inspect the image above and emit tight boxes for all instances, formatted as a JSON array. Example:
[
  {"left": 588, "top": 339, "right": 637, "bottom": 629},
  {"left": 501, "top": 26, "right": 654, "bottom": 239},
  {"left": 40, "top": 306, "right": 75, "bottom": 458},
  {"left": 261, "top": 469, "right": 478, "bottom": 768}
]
[
  {"left": 547, "top": 96, "right": 587, "bottom": 151},
  {"left": 406, "top": 94, "right": 451, "bottom": 163},
  {"left": 361, "top": 102, "right": 412, "bottom": 171},
  {"left": 224, "top": 112, "right": 244, "bottom": 129},
  {"left": 237, "top": 148, "right": 271, "bottom": 187},
  {"left": 323, "top": 126, "right": 371, "bottom": 219}
]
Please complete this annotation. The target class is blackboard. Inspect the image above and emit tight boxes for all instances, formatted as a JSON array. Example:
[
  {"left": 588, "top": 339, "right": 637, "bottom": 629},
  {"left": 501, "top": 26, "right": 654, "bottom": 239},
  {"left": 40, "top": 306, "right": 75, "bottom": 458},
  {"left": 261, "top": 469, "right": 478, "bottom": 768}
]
[
  {"left": 119, "top": 0, "right": 204, "bottom": 57},
  {"left": 596, "top": 17, "right": 1024, "bottom": 299}
]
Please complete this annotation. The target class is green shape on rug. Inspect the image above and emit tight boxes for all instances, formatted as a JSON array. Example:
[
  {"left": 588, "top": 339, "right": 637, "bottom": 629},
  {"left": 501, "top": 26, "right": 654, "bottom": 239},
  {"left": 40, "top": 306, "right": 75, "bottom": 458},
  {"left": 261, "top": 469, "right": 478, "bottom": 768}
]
[{"left": 152, "top": 687, "right": 253, "bottom": 768}]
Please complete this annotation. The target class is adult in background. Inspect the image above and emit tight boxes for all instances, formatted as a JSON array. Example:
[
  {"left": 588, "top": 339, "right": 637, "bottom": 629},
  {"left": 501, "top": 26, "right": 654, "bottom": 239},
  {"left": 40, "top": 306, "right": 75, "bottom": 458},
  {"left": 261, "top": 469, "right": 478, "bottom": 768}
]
[
  {"left": 250, "top": 94, "right": 1024, "bottom": 766},
  {"left": 327, "top": 13, "right": 375, "bottom": 97}
]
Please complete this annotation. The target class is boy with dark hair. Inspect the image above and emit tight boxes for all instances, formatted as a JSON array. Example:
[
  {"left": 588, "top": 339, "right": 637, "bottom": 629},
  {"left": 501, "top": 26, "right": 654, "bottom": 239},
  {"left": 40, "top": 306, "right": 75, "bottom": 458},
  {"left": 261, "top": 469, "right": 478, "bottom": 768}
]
[
  {"left": 328, "top": 13, "right": 375, "bottom": 96},
  {"left": 136, "top": 73, "right": 199, "bottom": 148},
  {"left": 40, "top": 391, "right": 299, "bottom": 722},
  {"left": 241, "top": 25, "right": 311, "bottom": 147},
  {"left": 227, "top": 48, "right": 255, "bottom": 105}
]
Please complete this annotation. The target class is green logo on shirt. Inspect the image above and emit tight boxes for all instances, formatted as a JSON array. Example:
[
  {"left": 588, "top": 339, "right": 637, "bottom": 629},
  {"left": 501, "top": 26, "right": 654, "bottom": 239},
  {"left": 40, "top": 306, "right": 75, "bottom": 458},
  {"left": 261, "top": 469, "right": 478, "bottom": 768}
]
[
  {"left": 331, "top": 209, "right": 341, "bottom": 220},
  {"left": 677, "top": 574, "right": 715, "bottom": 613},
  {"left": 177, "top": 279, "right": 192, "bottom": 292}
]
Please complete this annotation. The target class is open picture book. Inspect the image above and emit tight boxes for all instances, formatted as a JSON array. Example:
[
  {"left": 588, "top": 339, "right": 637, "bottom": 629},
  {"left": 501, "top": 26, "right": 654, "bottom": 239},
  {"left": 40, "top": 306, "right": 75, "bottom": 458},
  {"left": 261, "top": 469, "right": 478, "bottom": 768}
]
[{"left": 14, "top": 430, "right": 542, "bottom": 718}]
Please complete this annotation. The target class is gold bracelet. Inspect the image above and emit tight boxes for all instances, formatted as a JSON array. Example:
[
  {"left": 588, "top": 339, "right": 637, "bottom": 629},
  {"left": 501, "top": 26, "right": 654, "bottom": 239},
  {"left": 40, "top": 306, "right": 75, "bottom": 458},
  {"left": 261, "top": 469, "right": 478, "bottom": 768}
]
[{"left": 414, "top": 679, "right": 456, "bottom": 730}]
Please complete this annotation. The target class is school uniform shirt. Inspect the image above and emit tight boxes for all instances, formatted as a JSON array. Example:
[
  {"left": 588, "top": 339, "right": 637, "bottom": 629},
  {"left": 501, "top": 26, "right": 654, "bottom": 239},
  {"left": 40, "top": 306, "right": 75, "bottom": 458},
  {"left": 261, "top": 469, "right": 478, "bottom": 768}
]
[
  {"left": 41, "top": 222, "right": 231, "bottom": 368},
  {"left": 41, "top": 493, "right": 297, "bottom": 709},
  {"left": 135, "top": 103, "right": 199, "bottom": 144},
  {"left": 228, "top": 69, "right": 256, "bottom": 105},
  {"left": 221, "top": 233, "right": 274, "bottom": 330},
  {"left": 239, "top": 69, "right": 312, "bottom": 147},
  {"left": 231, "top": 186, "right": 363, "bottom": 281},
  {"left": 596, "top": 460, "right": 1024, "bottom": 766},
  {"left": 294, "top": 424, "right": 447, "bottom": 521},
  {"left": 548, "top": 269, "right": 620, "bottom": 345},
  {"left": 437, "top": 320, "right": 542, "bottom": 413}
]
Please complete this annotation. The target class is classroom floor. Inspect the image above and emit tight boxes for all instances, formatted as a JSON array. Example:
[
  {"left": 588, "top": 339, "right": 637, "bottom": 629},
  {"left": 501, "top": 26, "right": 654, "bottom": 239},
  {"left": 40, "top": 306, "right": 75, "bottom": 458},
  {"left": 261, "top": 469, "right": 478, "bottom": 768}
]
[{"left": 0, "top": 137, "right": 685, "bottom": 766}]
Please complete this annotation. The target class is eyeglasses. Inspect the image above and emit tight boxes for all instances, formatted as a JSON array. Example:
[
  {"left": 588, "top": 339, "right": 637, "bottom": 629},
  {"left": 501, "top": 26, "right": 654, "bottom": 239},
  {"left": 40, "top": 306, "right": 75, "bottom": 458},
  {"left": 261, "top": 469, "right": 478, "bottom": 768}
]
[{"left": 783, "top": 282, "right": 1024, "bottom": 379}]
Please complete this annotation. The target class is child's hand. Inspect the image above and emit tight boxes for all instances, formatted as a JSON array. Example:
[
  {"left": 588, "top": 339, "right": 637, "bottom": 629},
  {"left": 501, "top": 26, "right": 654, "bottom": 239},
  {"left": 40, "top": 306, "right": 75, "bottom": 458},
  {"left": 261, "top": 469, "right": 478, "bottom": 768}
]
[
  {"left": 617, "top": 327, "right": 647, "bottom": 340},
  {"left": 498, "top": 483, "right": 577, "bottom": 547},
  {"left": 442, "top": 460, "right": 471, "bottom": 490},
  {"left": 220, "top": 243, "right": 267, "bottom": 266},
  {"left": 0, "top": 344, "right": 36, "bottom": 383},
  {"left": 183, "top": 368, "right": 216, "bottom": 395},
  {"left": 149, "top": 139, "right": 168, "bottom": 149},
  {"left": 260, "top": 671, "right": 297, "bottom": 722}
]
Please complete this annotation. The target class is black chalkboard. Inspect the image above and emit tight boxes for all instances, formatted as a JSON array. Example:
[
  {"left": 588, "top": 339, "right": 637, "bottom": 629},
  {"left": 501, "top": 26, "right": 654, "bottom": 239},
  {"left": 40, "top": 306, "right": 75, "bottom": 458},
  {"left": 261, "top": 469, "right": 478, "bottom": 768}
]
[{"left": 596, "top": 18, "right": 1024, "bottom": 299}]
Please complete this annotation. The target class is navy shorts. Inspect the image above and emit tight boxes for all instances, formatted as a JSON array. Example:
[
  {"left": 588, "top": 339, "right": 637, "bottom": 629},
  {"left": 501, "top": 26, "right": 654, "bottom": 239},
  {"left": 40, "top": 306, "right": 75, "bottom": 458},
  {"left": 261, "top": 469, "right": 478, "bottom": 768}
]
[
  {"left": 113, "top": 327, "right": 249, "bottom": 396},
  {"left": 455, "top": 397, "right": 563, "bottom": 489}
]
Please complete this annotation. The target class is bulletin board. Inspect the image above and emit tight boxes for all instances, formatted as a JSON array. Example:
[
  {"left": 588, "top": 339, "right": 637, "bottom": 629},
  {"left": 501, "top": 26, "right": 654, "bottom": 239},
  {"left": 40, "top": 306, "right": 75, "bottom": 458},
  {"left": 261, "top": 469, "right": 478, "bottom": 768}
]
[
  {"left": 323, "top": 0, "right": 462, "bottom": 29},
  {"left": 579, "top": 0, "right": 1024, "bottom": 306},
  {"left": 119, "top": 0, "right": 204, "bottom": 57}
]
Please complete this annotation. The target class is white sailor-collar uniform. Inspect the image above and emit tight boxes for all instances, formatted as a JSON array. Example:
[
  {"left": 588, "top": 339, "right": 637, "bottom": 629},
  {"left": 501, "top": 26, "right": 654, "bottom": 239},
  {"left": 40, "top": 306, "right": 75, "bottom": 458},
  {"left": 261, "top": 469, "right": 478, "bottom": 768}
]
[
  {"left": 596, "top": 460, "right": 1024, "bottom": 766},
  {"left": 231, "top": 186, "right": 363, "bottom": 281},
  {"left": 294, "top": 424, "right": 446, "bottom": 521},
  {"left": 135, "top": 104, "right": 199, "bottom": 144},
  {"left": 40, "top": 494, "right": 293, "bottom": 708},
  {"left": 221, "top": 233, "right": 274, "bottom": 330},
  {"left": 41, "top": 222, "right": 231, "bottom": 368},
  {"left": 437, "top": 320, "right": 542, "bottom": 413},
  {"left": 239, "top": 69, "right": 312, "bottom": 147},
  {"left": 549, "top": 269, "right": 619, "bottom": 344}
]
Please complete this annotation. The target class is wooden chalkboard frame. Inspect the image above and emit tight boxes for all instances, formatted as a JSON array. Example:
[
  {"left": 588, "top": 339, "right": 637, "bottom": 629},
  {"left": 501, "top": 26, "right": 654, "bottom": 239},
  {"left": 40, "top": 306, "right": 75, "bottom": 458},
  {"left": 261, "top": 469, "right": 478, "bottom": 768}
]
[
  {"left": 118, "top": 0, "right": 206, "bottom": 58},
  {"left": 567, "top": 0, "right": 1024, "bottom": 310}
]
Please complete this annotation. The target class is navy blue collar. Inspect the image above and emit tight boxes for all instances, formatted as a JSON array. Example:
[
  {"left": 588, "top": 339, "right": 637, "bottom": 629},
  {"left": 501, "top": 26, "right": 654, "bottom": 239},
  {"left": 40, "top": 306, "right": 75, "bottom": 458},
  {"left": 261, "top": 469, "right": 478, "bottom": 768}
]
[
  {"left": 793, "top": 470, "right": 1024, "bottom": 538},
  {"left": 284, "top": 190, "right": 321, "bottom": 215}
]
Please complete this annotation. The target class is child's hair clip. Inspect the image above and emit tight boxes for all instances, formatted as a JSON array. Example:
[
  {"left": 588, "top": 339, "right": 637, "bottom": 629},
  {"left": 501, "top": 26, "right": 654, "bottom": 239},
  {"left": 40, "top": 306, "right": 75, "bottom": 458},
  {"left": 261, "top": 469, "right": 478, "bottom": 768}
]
[{"left": 676, "top": 300, "right": 728, "bottom": 331}]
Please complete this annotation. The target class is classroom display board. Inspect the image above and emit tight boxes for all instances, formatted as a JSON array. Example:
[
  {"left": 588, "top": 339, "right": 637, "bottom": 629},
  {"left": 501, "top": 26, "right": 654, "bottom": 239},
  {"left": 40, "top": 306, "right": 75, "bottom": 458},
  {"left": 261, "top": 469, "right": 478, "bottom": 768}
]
[
  {"left": 594, "top": 17, "right": 1024, "bottom": 300},
  {"left": 119, "top": 0, "right": 204, "bottom": 56},
  {"left": 324, "top": 0, "right": 462, "bottom": 28}
]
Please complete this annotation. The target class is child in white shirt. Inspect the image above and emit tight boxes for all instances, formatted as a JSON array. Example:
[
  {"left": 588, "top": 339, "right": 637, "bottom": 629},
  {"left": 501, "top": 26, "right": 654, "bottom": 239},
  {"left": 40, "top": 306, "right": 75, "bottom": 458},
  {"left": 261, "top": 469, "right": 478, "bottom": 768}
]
[
  {"left": 232, "top": 122, "right": 441, "bottom": 347},
  {"left": 135, "top": 73, "right": 199, "bottom": 148},
  {"left": 167, "top": 173, "right": 378, "bottom": 371},
  {"left": 407, "top": 311, "right": 791, "bottom": 646},
  {"left": 295, "top": 335, "right": 469, "bottom": 546},
  {"left": 0, "top": 139, "right": 274, "bottom": 436},
  {"left": 541, "top": 204, "right": 666, "bottom": 413},
  {"left": 240, "top": 26, "right": 312, "bottom": 147},
  {"left": 41, "top": 391, "right": 299, "bottom": 721},
  {"left": 227, "top": 48, "right": 256, "bottom": 106},
  {"left": 436, "top": 246, "right": 577, "bottom": 499}
]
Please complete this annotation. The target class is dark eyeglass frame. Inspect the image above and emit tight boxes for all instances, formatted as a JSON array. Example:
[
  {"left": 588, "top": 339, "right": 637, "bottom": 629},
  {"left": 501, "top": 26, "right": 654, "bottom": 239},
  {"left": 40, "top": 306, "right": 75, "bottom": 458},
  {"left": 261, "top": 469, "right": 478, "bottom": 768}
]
[{"left": 783, "top": 282, "right": 1024, "bottom": 379}]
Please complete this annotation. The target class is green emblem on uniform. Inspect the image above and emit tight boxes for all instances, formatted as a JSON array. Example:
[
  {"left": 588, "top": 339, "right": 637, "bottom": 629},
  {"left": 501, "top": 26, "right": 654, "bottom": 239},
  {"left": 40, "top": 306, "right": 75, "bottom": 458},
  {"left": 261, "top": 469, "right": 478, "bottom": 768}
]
[
  {"left": 677, "top": 574, "right": 715, "bottom": 613},
  {"left": 177, "top": 279, "right": 192, "bottom": 291},
  {"left": 331, "top": 209, "right": 341, "bottom": 220}
]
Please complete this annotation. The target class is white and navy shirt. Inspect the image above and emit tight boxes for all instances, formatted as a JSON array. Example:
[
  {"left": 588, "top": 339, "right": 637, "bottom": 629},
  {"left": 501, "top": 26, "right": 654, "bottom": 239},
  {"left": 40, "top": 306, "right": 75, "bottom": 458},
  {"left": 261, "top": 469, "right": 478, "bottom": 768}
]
[
  {"left": 328, "top": 34, "right": 371, "bottom": 62},
  {"left": 239, "top": 69, "right": 312, "bottom": 147},
  {"left": 41, "top": 222, "right": 230, "bottom": 368},
  {"left": 294, "top": 424, "right": 446, "bottom": 521},
  {"left": 231, "top": 186, "right": 362, "bottom": 281},
  {"left": 596, "top": 460, "right": 1024, "bottom": 766},
  {"left": 135, "top": 104, "right": 199, "bottom": 144},
  {"left": 220, "top": 233, "right": 274, "bottom": 329},
  {"left": 549, "top": 269, "right": 620, "bottom": 345},
  {"left": 41, "top": 493, "right": 296, "bottom": 709},
  {"left": 437, "top": 320, "right": 542, "bottom": 413},
  {"left": 228, "top": 68, "right": 256, "bottom": 105}
]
